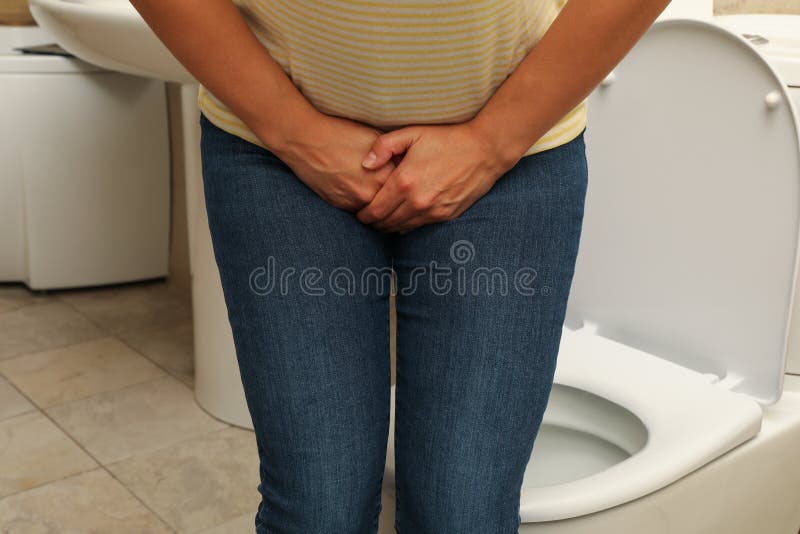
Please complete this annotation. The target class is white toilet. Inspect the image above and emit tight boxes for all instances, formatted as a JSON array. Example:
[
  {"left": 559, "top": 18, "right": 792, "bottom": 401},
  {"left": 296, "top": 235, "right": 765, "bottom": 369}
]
[{"left": 379, "top": 18, "right": 800, "bottom": 534}]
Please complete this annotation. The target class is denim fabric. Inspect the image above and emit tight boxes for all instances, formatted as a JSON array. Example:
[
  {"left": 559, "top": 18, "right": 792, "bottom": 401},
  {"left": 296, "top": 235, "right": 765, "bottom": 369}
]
[{"left": 199, "top": 113, "right": 588, "bottom": 534}]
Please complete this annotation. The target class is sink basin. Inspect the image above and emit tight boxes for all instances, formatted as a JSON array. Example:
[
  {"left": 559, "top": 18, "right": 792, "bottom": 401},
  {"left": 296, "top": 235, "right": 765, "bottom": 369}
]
[
  {"left": 30, "top": 0, "right": 251, "bottom": 428},
  {"left": 29, "top": 0, "right": 194, "bottom": 83}
]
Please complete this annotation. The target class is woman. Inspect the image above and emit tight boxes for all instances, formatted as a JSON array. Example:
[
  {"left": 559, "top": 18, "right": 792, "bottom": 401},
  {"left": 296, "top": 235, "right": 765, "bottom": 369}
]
[{"left": 131, "top": 1, "right": 670, "bottom": 532}]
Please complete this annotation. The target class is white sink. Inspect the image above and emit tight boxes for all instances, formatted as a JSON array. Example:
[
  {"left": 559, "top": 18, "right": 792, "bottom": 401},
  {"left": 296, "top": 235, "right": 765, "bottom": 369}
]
[
  {"left": 29, "top": 0, "right": 194, "bottom": 83},
  {"left": 30, "top": 0, "right": 251, "bottom": 428}
]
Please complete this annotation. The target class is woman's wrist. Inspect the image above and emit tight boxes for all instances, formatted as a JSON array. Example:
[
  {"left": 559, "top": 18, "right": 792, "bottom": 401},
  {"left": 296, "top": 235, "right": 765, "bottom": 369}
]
[
  {"left": 249, "top": 100, "right": 326, "bottom": 157},
  {"left": 466, "top": 113, "right": 530, "bottom": 175}
]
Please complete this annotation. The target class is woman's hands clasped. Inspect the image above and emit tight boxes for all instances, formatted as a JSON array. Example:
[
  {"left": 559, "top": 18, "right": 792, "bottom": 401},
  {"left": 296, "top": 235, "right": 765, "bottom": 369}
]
[
  {"left": 270, "top": 111, "right": 517, "bottom": 234},
  {"left": 355, "top": 122, "right": 516, "bottom": 234}
]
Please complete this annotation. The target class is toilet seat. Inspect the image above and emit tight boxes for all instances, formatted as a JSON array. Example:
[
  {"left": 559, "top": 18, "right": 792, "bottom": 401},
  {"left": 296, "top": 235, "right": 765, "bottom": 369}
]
[
  {"left": 519, "top": 326, "right": 762, "bottom": 521},
  {"left": 385, "top": 327, "right": 766, "bottom": 523}
]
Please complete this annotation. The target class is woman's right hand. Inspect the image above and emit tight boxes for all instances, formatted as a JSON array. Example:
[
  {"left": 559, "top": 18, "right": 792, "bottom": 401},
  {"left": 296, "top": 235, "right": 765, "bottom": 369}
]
[{"left": 266, "top": 113, "right": 398, "bottom": 213}]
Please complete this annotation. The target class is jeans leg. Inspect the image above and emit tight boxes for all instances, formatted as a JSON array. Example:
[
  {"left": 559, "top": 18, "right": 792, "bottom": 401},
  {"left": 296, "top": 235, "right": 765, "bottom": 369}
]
[
  {"left": 199, "top": 114, "right": 392, "bottom": 534},
  {"left": 392, "top": 133, "right": 588, "bottom": 534}
]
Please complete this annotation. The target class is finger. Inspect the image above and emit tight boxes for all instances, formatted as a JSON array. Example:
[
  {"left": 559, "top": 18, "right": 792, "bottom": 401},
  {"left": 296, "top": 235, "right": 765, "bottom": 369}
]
[
  {"left": 372, "top": 201, "right": 417, "bottom": 233},
  {"left": 356, "top": 170, "right": 405, "bottom": 225},
  {"left": 388, "top": 212, "right": 431, "bottom": 234},
  {"left": 362, "top": 127, "right": 418, "bottom": 170},
  {"left": 370, "top": 162, "right": 397, "bottom": 188},
  {"left": 396, "top": 223, "right": 421, "bottom": 235},
  {"left": 399, "top": 214, "right": 430, "bottom": 233},
  {"left": 393, "top": 197, "right": 465, "bottom": 233}
]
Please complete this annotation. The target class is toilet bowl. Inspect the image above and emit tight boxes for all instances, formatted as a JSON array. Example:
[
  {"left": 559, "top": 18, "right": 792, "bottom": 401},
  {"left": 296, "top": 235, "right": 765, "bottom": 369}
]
[{"left": 379, "top": 19, "right": 800, "bottom": 533}]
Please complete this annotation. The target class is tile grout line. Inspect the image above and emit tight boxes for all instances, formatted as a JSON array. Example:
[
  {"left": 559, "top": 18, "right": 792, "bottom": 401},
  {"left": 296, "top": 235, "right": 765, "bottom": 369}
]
[
  {"left": 0, "top": 375, "right": 173, "bottom": 531},
  {"left": 0, "top": 280, "right": 192, "bottom": 383},
  {"left": 8, "top": 368, "right": 168, "bottom": 413},
  {"left": 100, "top": 464, "right": 179, "bottom": 533},
  {"left": 6, "top": 287, "right": 192, "bottom": 381},
  {"left": 112, "top": 334, "right": 197, "bottom": 395},
  {"left": 50, "top": 282, "right": 196, "bottom": 389},
  {"left": 0, "top": 284, "right": 188, "bottom": 532},
  {"left": 94, "top": 423, "right": 245, "bottom": 534},
  {"left": 0, "top": 386, "right": 178, "bottom": 533},
  {"left": 35, "top": 401, "right": 181, "bottom": 533},
  {"left": 0, "top": 464, "right": 179, "bottom": 534},
  {"left": 0, "top": 283, "right": 54, "bottom": 319},
  {"left": 34, "top": 372, "right": 233, "bottom": 446},
  {"left": 0, "top": 335, "right": 115, "bottom": 364},
  {"left": 0, "top": 281, "right": 239, "bottom": 532},
  {"left": 0, "top": 287, "right": 110, "bottom": 364},
  {"left": 30, "top": 371, "right": 240, "bottom": 532},
  {"left": 0, "top": 376, "right": 38, "bottom": 423},
  {"left": 1, "top": 335, "right": 194, "bottom": 405},
  {"left": 0, "top": 332, "right": 109, "bottom": 368}
]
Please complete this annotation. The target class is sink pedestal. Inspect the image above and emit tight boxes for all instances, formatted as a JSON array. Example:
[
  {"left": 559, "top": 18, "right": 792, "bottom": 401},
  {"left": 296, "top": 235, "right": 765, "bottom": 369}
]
[{"left": 180, "top": 84, "right": 253, "bottom": 429}]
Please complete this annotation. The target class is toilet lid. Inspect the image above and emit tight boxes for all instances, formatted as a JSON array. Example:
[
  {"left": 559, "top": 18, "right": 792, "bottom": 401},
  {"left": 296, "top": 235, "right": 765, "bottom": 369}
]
[{"left": 567, "top": 19, "right": 800, "bottom": 404}]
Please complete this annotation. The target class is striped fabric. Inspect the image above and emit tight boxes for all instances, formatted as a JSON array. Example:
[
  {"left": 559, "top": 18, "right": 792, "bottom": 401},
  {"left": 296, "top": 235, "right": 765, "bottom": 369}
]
[{"left": 199, "top": 0, "right": 587, "bottom": 157}]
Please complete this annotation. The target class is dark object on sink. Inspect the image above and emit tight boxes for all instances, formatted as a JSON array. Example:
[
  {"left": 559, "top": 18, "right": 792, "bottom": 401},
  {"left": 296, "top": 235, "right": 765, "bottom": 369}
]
[{"left": 13, "top": 43, "right": 75, "bottom": 57}]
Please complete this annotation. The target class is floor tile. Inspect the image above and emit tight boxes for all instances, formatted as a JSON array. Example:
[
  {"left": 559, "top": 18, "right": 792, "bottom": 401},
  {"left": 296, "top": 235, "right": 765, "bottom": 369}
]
[
  {"left": 0, "top": 337, "right": 164, "bottom": 408},
  {"left": 119, "top": 322, "right": 195, "bottom": 387},
  {"left": 56, "top": 280, "right": 192, "bottom": 336},
  {"left": 197, "top": 512, "right": 255, "bottom": 534},
  {"left": 0, "top": 376, "right": 35, "bottom": 421},
  {"left": 0, "top": 411, "right": 97, "bottom": 499},
  {"left": 0, "top": 301, "right": 105, "bottom": 361},
  {"left": 0, "top": 283, "right": 52, "bottom": 315},
  {"left": 108, "top": 426, "right": 259, "bottom": 533},
  {"left": 0, "top": 469, "right": 174, "bottom": 533},
  {"left": 46, "top": 375, "right": 227, "bottom": 465}
]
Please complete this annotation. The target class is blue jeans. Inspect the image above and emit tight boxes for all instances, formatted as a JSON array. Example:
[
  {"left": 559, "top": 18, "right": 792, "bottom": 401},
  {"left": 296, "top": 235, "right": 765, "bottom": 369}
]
[{"left": 199, "top": 113, "right": 588, "bottom": 534}]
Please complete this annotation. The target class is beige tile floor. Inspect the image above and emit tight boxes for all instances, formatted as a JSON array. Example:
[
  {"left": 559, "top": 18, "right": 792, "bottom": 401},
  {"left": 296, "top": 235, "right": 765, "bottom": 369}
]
[{"left": 0, "top": 280, "right": 261, "bottom": 533}]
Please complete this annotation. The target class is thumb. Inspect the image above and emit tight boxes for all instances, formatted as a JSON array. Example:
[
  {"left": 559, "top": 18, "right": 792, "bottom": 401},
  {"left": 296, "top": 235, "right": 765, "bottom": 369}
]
[{"left": 362, "top": 128, "right": 417, "bottom": 169}]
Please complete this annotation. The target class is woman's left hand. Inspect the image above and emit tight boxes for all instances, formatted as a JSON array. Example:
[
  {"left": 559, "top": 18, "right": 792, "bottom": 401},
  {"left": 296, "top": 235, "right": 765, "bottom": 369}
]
[{"left": 355, "top": 122, "right": 519, "bottom": 234}]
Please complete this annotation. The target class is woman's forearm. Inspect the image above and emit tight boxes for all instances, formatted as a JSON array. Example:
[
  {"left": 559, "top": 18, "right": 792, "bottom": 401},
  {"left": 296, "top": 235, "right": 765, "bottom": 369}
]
[
  {"left": 129, "top": 0, "right": 321, "bottom": 152},
  {"left": 469, "top": 0, "right": 671, "bottom": 166}
]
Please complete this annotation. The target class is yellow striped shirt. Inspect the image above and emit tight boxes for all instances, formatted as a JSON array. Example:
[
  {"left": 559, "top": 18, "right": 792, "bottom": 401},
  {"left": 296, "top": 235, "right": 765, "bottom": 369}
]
[{"left": 198, "top": 0, "right": 587, "bottom": 157}]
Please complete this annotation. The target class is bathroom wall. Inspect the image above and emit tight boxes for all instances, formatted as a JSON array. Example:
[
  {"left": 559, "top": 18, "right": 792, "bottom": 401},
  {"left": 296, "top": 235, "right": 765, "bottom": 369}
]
[
  {"left": 166, "top": 86, "right": 191, "bottom": 297},
  {"left": 715, "top": 0, "right": 800, "bottom": 14},
  {"left": 0, "top": 0, "right": 34, "bottom": 25}
]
